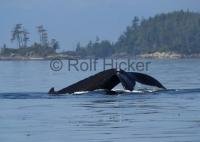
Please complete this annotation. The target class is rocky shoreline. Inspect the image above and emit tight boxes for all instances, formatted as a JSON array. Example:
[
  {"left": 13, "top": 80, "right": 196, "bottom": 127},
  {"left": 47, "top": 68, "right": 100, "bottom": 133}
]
[
  {"left": 139, "top": 52, "right": 200, "bottom": 59},
  {"left": 0, "top": 52, "right": 200, "bottom": 60},
  {"left": 0, "top": 54, "right": 79, "bottom": 61},
  {"left": 111, "top": 52, "right": 200, "bottom": 59}
]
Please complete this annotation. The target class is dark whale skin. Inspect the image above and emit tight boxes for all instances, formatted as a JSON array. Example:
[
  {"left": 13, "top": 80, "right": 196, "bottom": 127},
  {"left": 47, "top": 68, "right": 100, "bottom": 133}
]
[{"left": 48, "top": 69, "right": 166, "bottom": 95}]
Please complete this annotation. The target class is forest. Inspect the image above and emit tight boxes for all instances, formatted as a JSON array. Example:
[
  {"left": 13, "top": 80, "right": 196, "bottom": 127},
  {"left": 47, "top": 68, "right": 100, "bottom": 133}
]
[
  {"left": 76, "top": 10, "right": 200, "bottom": 58},
  {"left": 1, "top": 10, "right": 200, "bottom": 59}
]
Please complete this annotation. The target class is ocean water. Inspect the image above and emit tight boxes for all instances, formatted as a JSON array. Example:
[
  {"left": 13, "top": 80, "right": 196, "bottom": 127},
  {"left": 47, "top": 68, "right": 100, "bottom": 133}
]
[{"left": 0, "top": 59, "right": 200, "bottom": 142}]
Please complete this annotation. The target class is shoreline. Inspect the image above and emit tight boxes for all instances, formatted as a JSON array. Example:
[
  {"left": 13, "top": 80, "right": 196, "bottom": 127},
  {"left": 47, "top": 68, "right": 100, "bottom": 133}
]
[{"left": 1, "top": 52, "right": 200, "bottom": 61}]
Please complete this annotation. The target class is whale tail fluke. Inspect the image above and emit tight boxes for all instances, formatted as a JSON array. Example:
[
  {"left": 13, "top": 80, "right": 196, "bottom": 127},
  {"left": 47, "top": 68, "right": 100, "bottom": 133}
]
[
  {"left": 127, "top": 72, "right": 166, "bottom": 89},
  {"left": 48, "top": 69, "right": 166, "bottom": 94}
]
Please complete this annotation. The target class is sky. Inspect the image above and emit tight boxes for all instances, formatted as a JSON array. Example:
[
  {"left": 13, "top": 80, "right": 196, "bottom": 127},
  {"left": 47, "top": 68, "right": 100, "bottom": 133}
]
[{"left": 1, "top": 0, "right": 200, "bottom": 50}]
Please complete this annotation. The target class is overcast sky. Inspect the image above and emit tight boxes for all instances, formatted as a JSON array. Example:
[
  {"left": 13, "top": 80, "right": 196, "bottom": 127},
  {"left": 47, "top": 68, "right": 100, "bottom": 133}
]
[{"left": 1, "top": 0, "right": 200, "bottom": 50}]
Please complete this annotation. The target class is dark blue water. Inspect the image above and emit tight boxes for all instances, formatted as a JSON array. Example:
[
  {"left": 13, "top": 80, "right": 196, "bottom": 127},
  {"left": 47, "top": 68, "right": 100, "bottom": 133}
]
[{"left": 0, "top": 59, "right": 200, "bottom": 142}]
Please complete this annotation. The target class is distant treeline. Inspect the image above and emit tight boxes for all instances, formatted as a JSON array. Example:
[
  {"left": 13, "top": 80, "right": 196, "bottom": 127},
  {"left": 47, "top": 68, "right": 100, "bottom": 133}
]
[{"left": 76, "top": 10, "right": 200, "bottom": 58}]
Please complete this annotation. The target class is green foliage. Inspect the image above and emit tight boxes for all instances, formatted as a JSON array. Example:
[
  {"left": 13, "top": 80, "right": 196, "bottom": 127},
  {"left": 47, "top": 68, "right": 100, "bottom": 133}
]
[
  {"left": 76, "top": 10, "right": 200, "bottom": 57},
  {"left": 76, "top": 40, "right": 114, "bottom": 58},
  {"left": 11, "top": 24, "right": 30, "bottom": 48},
  {"left": 0, "top": 43, "right": 57, "bottom": 57}
]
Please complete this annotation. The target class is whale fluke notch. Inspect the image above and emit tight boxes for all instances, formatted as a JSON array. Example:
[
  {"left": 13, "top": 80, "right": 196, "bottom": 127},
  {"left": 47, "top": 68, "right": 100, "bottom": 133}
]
[{"left": 48, "top": 69, "right": 166, "bottom": 95}]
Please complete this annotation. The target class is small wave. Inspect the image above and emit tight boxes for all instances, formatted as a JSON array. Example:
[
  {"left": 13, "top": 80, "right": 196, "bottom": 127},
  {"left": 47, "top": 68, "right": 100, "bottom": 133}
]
[
  {"left": 0, "top": 92, "right": 64, "bottom": 99},
  {"left": 0, "top": 88, "right": 200, "bottom": 99},
  {"left": 73, "top": 91, "right": 89, "bottom": 95}
]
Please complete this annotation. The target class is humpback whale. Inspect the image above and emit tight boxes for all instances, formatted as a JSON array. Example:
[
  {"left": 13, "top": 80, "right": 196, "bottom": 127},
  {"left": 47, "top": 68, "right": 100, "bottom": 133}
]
[{"left": 48, "top": 69, "right": 166, "bottom": 95}]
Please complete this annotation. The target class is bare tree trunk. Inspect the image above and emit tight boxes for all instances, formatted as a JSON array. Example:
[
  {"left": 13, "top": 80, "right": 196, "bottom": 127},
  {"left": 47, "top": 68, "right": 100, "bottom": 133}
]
[
  {"left": 20, "top": 34, "right": 24, "bottom": 48},
  {"left": 17, "top": 35, "right": 21, "bottom": 48}
]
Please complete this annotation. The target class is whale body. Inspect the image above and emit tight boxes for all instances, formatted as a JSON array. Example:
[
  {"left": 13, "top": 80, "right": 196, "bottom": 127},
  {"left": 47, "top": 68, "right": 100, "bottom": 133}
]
[{"left": 48, "top": 69, "right": 166, "bottom": 95}]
